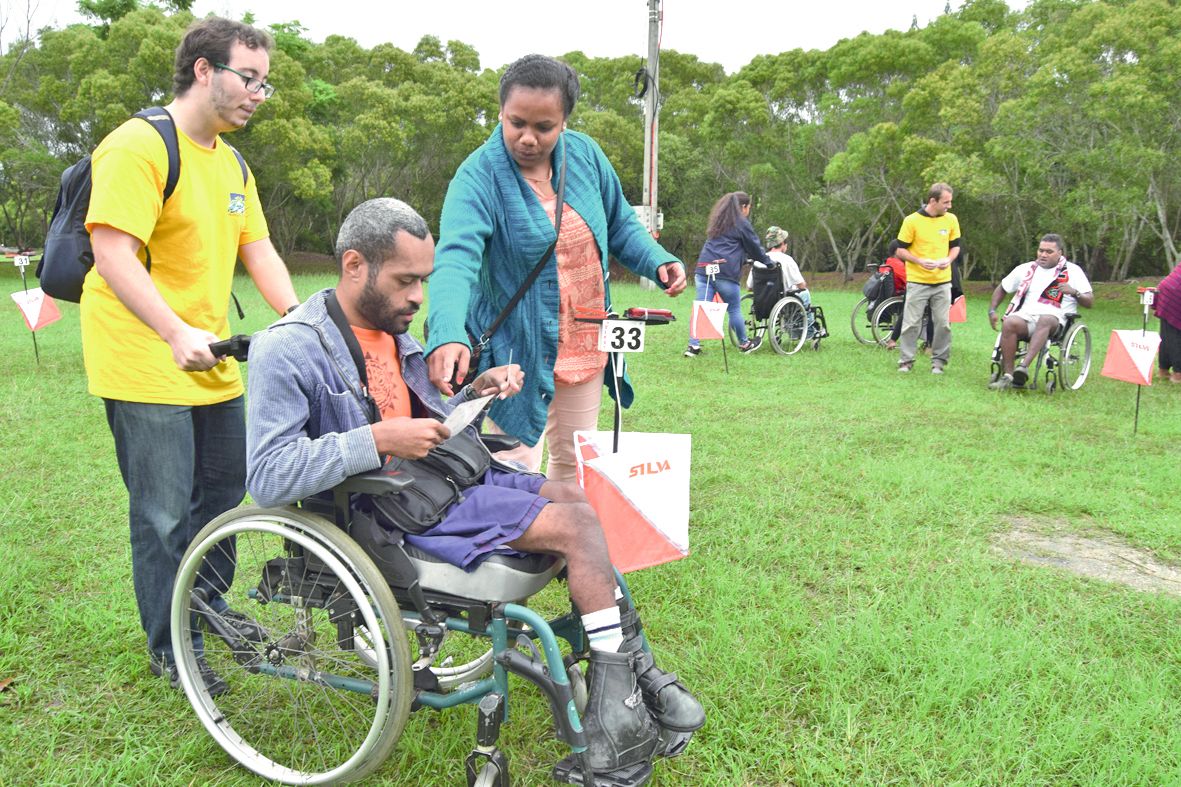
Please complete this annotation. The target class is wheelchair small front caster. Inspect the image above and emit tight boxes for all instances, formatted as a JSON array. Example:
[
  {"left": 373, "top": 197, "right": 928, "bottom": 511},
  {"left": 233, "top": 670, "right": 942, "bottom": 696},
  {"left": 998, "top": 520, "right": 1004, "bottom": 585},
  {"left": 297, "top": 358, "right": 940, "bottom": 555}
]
[{"left": 466, "top": 751, "right": 509, "bottom": 787}]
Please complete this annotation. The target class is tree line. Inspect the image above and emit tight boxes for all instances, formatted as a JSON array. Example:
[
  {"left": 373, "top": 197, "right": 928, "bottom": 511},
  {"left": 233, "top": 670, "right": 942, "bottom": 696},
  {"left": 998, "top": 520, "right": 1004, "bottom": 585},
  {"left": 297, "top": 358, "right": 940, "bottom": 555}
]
[{"left": 1, "top": 0, "right": 1178, "bottom": 281}]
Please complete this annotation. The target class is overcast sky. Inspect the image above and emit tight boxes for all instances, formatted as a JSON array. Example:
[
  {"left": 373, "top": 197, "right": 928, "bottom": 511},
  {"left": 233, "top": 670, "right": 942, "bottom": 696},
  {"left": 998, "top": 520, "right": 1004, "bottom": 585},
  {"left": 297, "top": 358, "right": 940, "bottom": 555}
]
[{"left": 13, "top": 0, "right": 1028, "bottom": 74}]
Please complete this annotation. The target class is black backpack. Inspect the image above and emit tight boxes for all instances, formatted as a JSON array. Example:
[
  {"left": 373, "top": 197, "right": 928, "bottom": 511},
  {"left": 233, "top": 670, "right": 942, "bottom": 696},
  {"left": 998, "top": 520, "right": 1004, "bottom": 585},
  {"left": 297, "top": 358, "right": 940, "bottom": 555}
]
[{"left": 37, "top": 107, "right": 247, "bottom": 302}]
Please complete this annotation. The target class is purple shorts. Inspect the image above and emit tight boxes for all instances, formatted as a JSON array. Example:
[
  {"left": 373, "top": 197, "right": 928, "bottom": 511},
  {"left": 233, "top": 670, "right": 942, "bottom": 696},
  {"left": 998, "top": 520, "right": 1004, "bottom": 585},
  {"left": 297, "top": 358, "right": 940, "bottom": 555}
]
[{"left": 403, "top": 467, "right": 549, "bottom": 570}]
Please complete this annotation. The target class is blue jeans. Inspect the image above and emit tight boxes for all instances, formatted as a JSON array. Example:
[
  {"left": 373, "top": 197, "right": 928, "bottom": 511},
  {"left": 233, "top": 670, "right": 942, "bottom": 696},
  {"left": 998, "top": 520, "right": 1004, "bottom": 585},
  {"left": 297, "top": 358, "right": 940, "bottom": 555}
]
[
  {"left": 104, "top": 396, "right": 246, "bottom": 660},
  {"left": 689, "top": 274, "right": 747, "bottom": 347}
]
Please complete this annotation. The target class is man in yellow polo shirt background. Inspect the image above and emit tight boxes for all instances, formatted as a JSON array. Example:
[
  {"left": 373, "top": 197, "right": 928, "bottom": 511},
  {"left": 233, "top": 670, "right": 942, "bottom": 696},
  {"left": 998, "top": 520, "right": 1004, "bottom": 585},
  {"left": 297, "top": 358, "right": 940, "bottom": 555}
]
[
  {"left": 82, "top": 17, "right": 299, "bottom": 694},
  {"left": 894, "top": 182, "right": 962, "bottom": 374}
]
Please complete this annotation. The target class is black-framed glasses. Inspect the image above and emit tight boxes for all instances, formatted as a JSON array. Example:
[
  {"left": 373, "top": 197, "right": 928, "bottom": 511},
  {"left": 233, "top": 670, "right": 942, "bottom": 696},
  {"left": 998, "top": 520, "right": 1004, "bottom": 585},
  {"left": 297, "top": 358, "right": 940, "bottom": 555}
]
[{"left": 214, "top": 63, "right": 275, "bottom": 98}]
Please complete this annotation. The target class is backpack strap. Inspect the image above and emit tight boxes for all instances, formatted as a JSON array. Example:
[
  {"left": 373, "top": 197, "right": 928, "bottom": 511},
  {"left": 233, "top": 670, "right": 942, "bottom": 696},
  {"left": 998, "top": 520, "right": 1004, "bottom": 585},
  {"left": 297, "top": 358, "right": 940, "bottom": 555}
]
[
  {"left": 133, "top": 107, "right": 181, "bottom": 202},
  {"left": 227, "top": 144, "right": 248, "bottom": 187}
]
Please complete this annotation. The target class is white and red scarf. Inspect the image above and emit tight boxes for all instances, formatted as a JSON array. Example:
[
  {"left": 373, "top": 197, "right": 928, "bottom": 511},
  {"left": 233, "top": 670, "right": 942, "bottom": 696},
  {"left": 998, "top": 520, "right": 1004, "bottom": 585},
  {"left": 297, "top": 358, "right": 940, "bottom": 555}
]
[{"left": 1007, "top": 259, "right": 1069, "bottom": 315}]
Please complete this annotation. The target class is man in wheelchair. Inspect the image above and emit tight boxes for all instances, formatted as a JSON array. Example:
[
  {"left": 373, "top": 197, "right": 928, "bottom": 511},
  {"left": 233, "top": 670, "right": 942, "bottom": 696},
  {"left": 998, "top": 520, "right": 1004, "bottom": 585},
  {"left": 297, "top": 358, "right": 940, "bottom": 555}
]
[
  {"left": 244, "top": 198, "right": 703, "bottom": 777},
  {"left": 987, "top": 234, "right": 1093, "bottom": 390},
  {"left": 757, "top": 225, "right": 817, "bottom": 337}
]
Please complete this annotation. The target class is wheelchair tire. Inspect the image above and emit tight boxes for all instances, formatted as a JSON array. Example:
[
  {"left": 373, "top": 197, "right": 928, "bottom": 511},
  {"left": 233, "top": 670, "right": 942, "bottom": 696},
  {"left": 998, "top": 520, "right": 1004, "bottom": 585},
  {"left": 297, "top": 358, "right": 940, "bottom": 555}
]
[
  {"left": 870, "top": 296, "right": 904, "bottom": 346},
  {"left": 172, "top": 506, "right": 412, "bottom": 785},
  {"left": 1059, "top": 322, "right": 1092, "bottom": 390},
  {"left": 769, "top": 297, "right": 808, "bottom": 355},
  {"left": 850, "top": 296, "right": 875, "bottom": 345},
  {"left": 726, "top": 294, "right": 766, "bottom": 350}
]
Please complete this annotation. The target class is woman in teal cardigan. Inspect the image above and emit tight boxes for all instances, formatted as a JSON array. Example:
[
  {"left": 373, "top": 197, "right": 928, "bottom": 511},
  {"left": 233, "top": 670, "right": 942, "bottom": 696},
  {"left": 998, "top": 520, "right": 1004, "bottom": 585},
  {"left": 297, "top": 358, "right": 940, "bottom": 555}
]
[{"left": 425, "top": 54, "right": 686, "bottom": 480}]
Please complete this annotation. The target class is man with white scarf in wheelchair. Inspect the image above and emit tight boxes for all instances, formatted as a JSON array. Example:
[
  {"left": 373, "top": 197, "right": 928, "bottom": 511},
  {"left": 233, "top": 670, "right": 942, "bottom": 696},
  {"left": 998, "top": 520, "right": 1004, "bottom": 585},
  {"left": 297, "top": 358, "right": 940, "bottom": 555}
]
[
  {"left": 244, "top": 198, "right": 704, "bottom": 776},
  {"left": 987, "top": 233, "right": 1093, "bottom": 390}
]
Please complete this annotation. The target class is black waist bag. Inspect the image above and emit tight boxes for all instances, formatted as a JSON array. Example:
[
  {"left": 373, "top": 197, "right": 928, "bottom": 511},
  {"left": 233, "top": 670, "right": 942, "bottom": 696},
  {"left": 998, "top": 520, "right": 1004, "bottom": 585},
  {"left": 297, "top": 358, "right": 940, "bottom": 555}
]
[{"left": 369, "top": 430, "right": 491, "bottom": 534}]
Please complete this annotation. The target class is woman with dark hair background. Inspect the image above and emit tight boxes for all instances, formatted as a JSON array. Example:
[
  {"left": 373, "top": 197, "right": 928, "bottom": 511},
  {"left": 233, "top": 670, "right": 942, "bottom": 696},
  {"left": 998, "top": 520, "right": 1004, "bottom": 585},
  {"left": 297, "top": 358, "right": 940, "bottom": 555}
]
[
  {"left": 425, "top": 54, "right": 686, "bottom": 481},
  {"left": 684, "top": 191, "right": 771, "bottom": 356}
]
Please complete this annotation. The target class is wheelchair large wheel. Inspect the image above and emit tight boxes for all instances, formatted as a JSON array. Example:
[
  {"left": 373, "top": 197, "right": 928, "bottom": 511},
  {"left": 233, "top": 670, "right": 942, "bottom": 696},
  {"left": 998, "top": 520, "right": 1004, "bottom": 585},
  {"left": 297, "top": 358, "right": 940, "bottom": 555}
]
[
  {"left": 726, "top": 294, "right": 765, "bottom": 350},
  {"left": 172, "top": 506, "right": 413, "bottom": 785},
  {"left": 870, "top": 296, "right": 904, "bottom": 346},
  {"left": 850, "top": 296, "right": 876, "bottom": 345},
  {"left": 1059, "top": 322, "right": 1092, "bottom": 390},
  {"left": 769, "top": 297, "right": 808, "bottom": 355}
]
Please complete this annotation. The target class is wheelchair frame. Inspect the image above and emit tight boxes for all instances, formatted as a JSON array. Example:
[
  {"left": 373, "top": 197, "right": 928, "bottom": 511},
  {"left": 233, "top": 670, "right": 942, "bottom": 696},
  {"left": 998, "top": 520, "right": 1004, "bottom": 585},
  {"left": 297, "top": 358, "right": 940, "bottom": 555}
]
[
  {"left": 729, "top": 291, "right": 829, "bottom": 355},
  {"left": 169, "top": 468, "right": 662, "bottom": 786},
  {"left": 989, "top": 313, "right": 1092, "bottom": 393}
]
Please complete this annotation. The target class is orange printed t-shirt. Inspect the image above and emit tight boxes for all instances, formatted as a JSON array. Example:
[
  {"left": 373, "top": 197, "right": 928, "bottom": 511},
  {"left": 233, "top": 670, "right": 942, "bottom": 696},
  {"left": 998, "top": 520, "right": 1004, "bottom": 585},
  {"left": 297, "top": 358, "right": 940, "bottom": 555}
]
[
  {"left": 538, "top": 196, "right": 607, "bottom": 385},
  {"left": 350, "top": 326, "right": 412, "bottom": 420}
]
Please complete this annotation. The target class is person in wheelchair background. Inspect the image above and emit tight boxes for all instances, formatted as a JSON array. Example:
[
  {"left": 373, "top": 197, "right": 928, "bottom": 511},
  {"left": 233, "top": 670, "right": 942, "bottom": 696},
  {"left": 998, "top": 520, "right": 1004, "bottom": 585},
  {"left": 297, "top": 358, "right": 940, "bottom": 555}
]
[
  {"left": 245, "top": 197, "right": 704, "bottom": 776},
  {"left": 752, "top": 225, "right": 817, "bottom": 338},
  {"left": 987, "top": 233, "right": 1093, "bottom": 390}
]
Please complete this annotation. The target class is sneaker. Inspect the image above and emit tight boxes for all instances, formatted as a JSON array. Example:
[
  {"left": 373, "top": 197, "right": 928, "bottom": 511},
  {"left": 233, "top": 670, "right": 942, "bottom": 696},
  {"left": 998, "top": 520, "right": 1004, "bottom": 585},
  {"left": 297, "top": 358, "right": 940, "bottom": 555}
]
[
  {"left": 150, "top": 653, "right": 228, "bottom": 697},
  {"left": 213, "top": 607, "right": 269, "bottom": 643},
  {"left": 988, "top": 373, "right": 1014, "bottom": 390},
  {"left": 932, "top": 365, "right": 944, "bottom": 375},
  {"left": 683, "top": 346, "right": 701, "bottom": 357},
  {"left": 738, "top": 340, "right": 758, "bottom": 353},
  {"left": 1011, "top": 366, "right": 1029, "bottom": 386},
  {"left": 898, "top": 363, "right": 912, "bottom": 373}
]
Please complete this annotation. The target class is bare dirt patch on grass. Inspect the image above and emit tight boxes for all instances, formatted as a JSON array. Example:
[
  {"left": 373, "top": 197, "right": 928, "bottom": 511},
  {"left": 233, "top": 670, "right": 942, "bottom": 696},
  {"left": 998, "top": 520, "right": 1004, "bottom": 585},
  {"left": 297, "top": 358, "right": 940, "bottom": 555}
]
[{"left": 995, "top": 516, "right": 1181, "bottom": 596}]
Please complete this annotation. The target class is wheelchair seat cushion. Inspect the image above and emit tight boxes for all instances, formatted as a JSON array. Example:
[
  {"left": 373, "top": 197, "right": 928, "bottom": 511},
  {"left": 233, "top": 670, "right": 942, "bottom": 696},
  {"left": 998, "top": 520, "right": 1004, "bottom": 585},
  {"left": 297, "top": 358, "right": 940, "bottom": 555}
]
[{"left": 403, "top": 542, "right": 564, "bottom": 603}]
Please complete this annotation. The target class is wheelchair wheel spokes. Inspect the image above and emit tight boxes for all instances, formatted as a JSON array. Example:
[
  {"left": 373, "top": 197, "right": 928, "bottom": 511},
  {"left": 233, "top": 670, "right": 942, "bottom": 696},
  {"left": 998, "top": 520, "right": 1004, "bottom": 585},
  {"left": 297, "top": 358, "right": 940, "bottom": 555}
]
[
  {"left": 173, "top": 507, "right": 412, "bottom": 785},
  {"left": 727, "top": 294, "right": 762, "bottom": 350},
  {"left": 769, "top": 297, "right": 808, "bottom": 355},
  {"left": 870, "top": 297, "right": 903, "bottom": 346},
  {"left": 850, "top": 296, "right": 875, "bottom": 345},
  {"left": 1060, "top": 322, "right": 1092, "bottom": 390}
]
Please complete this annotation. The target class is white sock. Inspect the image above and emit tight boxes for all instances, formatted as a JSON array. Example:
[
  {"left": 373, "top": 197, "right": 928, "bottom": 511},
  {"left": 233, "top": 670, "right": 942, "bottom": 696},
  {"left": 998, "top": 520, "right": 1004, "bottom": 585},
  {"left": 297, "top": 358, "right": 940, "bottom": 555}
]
[{"left": 582, "top": 605, "right": 624, "bottom": 652}]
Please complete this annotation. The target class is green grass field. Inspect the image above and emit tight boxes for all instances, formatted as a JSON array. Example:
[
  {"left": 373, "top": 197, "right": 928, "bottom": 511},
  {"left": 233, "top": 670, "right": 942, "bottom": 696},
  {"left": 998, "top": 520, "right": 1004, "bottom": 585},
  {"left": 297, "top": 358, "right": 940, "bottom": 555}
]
[{"left": 2, "top": 266, "right": 1180, "bottom": 785}]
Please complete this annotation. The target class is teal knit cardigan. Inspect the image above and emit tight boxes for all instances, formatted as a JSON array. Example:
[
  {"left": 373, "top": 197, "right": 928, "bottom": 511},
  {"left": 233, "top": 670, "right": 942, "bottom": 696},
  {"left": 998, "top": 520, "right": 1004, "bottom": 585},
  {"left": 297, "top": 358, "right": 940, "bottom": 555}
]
[{"left": 425, "top": 125, "right": 679, "bottom": 447}]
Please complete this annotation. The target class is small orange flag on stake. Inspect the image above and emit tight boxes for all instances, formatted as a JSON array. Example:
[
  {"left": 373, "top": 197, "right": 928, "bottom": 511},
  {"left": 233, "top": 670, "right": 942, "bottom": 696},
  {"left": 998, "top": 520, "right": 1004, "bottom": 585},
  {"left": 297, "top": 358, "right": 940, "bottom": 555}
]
[
  {"left": 1100, "top": 330, "right": 1160, "bottom": 386},
  {"left": 11, "top": 287, "right": 62, "bottom": 332},
  {"left": 949, "top": 294, "right": 967, "bottom": 323},
  {"left": 690, "top": 300, "right": 727, "bottom": 341}
]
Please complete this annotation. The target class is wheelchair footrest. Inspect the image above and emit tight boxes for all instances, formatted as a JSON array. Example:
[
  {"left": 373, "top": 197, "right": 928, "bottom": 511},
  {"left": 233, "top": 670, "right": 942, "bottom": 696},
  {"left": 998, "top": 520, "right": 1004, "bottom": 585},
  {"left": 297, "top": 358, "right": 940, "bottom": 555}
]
[
  {"left": 552, "top": 754, "right": 653, "bottom": 787},
  {"left": 657, "top": 728, "right": 693, "bottom": 758}
]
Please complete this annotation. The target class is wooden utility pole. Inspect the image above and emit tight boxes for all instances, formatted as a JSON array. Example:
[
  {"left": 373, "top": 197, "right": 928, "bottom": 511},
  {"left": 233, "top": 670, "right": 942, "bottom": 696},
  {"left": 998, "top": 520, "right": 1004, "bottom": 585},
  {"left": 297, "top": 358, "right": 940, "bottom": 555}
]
[{"left": 638, "top": 0, "right": 662, "bottom": 288}]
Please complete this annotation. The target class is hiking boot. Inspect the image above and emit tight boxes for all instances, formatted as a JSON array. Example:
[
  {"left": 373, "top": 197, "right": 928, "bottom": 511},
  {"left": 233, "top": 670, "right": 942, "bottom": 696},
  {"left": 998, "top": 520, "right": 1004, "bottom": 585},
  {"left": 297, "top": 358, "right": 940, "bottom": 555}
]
[
  {"left": 683, "top": 345, "right": 701, "bottom": 358},
  {"left": 988, "top": 373, "right": 1014, "bottom": 390},
  {"left": 1011, "top": 366, "right": 1029, "bottom": 386},
  {"left": 150, "top": 652, "right": 228, "bottom": 697},
  {"left": 617, "top": 601, "right": 706, "bottom": 736},
  {"left": 580, "top": 649, "right": 660, "bottom": 772}
]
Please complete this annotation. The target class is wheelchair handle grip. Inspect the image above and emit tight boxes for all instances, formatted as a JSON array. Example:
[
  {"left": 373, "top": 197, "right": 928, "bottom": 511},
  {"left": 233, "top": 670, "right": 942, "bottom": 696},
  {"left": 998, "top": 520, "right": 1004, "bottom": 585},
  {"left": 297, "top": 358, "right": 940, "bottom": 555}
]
[{"left": 209, "top": 334, "right": 252, "bottom": 362}]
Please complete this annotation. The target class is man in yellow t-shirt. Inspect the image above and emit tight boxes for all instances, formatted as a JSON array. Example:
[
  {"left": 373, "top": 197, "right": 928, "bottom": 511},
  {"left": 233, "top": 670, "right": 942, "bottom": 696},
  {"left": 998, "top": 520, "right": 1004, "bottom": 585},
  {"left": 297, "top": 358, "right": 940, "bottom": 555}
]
[
  {"left": 894, "top": 182, "right": 962, "bottom": 374},
  {"left": 83, "top": 17, "right": 299, "bottom": 694}
]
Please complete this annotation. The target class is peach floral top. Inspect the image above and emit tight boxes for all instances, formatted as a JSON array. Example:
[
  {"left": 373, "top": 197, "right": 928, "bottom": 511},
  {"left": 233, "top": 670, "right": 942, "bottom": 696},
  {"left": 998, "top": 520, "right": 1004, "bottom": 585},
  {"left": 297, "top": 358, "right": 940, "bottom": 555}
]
[{"left": 538, "top": 195, "right": 607, "bottom": 385}]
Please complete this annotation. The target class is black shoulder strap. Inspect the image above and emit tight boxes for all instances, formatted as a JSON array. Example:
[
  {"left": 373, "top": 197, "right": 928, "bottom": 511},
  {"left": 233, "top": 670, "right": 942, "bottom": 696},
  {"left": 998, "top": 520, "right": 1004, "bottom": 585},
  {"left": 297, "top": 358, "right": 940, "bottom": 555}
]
[
  {"left": 472, "top": 136, "right": 568, "bottom": 351},
  {"left": 326, "top": 291, "right": 380, "bottom": 424},
  {"left": 227, "top": 143, "right": 248, "bottom": 186},
  {"left": 134, "top": 107, "right": 181, "bottom": 202}
]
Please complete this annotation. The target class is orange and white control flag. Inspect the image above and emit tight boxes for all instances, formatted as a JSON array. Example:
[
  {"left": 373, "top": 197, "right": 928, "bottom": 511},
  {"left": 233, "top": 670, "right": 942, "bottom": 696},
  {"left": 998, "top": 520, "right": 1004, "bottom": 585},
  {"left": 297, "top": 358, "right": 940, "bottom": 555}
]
[
  {"left": 1101, "top": 330, "right": 1160, "bottom": 386},
  {"left": 574, "top": 430, "right": 691, "bottom": 573},
  {"left": 949, "top": 294, "right": 967, "bottom": 323},
  {"left": 690, "top": 300, "right": 726, "bottom": 341},
  {"left": 11, "top": 287, "right": 62, "bottom": 332}
]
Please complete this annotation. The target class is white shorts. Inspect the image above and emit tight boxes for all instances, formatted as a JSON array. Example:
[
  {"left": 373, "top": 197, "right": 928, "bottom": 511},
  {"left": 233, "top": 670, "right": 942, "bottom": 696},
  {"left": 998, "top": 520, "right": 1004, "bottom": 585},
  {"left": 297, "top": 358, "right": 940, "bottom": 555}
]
[{"left": 1011, "top": 309, "right": 1066, "bottom": 335}]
